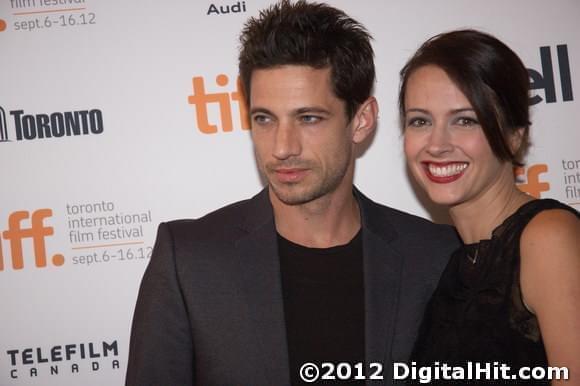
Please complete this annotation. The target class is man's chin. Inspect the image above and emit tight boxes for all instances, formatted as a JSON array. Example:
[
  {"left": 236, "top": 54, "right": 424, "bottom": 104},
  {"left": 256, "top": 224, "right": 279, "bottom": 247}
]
[{"left": 269, "top": 184, "right": 321, "bottom": 206}]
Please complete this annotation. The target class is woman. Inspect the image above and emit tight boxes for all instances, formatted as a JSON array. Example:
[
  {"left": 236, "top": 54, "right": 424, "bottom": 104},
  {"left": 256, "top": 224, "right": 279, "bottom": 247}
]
[{"left": 399, "top": 30, "right": 579, "bottom": 384}]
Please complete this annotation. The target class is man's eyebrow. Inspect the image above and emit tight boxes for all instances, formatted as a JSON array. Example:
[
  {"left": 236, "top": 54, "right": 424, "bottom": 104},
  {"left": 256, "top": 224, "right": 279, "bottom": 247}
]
[
  {"left": 249, "top": 107, "right": 333, "bottom": 115},
  {"left": 249, "top": 107, "right": 273, "bottom": 115},
  {"left": 295, "top": 107, "right": 331, "bottom": 115}
]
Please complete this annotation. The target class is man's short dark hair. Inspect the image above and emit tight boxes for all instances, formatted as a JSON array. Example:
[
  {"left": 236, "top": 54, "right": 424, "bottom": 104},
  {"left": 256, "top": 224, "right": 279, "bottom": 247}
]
[{"left": 238, "top": 0, "right": 375, "bottom": 120}]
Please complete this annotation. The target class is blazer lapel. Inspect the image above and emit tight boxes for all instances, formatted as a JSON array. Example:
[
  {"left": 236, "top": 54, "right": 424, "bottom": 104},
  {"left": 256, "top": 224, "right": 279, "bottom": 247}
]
[
  {"left": 234, "top": 189, "right": 291, "bottom": 385},
  {"left": 232, "top": 188, "right": 404, "bottom": 385},
  {"left": 356, "top": 189, "right": 404, "bottom": 385}
]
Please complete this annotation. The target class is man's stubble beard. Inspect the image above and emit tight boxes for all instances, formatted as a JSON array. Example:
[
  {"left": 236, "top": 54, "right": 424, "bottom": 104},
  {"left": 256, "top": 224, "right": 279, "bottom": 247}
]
[{"left": 263, "top": 146, "right": 353, "bottom": 206}]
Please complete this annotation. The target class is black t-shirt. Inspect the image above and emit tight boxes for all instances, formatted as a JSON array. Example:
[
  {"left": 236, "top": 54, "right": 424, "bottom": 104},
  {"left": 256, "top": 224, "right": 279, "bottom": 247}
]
[{"left": 278, "top": 230, "right": 365, "bottom": 385}]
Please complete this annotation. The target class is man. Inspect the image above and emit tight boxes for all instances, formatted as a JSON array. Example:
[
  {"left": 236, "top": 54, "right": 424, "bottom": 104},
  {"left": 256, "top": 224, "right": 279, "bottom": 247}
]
[{"left": 126, "top": 1, "right": 458, "bottom": 385}]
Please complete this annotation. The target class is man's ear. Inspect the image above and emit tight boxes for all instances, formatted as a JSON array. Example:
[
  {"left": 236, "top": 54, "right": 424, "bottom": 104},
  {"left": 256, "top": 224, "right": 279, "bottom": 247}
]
[{"left": 351, "top": 97, "right": 378, "bottom": 144}]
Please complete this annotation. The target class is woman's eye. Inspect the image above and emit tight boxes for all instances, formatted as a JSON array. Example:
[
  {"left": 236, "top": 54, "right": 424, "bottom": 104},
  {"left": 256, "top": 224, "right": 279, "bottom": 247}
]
[
  {"left": 407, "top": 117, "right": 429, "bottom": 128},
  {"left": 456, "top": 117, "right": 479, "bottom": 126}
]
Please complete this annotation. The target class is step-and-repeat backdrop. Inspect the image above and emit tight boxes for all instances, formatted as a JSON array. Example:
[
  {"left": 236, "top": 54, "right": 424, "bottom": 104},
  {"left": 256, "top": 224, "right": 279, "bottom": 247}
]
[{"left": 1, "top": 0, "right": 578, "bottom": 384}]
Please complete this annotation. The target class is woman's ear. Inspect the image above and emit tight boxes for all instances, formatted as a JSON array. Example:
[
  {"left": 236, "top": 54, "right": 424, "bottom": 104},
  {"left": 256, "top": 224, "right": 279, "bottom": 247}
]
[{"left": 509, "top": 127, "right": 526, "bottom": 154}]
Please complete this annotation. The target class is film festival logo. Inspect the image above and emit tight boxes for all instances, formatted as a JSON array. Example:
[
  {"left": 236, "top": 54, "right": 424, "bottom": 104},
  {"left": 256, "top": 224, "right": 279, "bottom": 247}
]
[
  {"left": 188, "top": 74, "right": 250, "bottom": 134},
  {"left": 0, "top": 209, "right": 65, "bottom": 272},
  {"left": 515, "top": 164, "right": 551, "bottom": 198},
  {"left": 562, "top": 159, "right": 580, "bottom": 203},
  {"left": 0, "top": 105, "right": 104, "bottom": 143}
]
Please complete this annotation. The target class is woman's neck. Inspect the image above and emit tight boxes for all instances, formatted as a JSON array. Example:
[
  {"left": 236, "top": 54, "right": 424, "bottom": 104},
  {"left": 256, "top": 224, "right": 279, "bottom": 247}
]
[{"left": 449, "top": 168, "right": 533, "bottom": 244}]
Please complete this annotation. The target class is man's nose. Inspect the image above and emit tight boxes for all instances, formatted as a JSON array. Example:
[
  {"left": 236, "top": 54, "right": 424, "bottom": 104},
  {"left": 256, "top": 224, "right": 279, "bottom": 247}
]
[{"left": 272, "top": 121, "right": 301, "bottom": 160}]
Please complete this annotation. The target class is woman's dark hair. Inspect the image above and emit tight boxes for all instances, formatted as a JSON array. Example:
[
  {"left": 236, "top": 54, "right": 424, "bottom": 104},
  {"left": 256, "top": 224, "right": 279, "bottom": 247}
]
[
  {"left": 399, "top": 29, "right": 530, "bottom": 166},
  {"left": 238, "top": 0, "right": 375, "bottom": 120}
]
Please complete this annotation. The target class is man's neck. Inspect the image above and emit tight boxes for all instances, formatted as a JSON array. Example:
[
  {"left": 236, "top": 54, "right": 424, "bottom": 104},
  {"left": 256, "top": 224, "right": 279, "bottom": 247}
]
[{"left": 270, "top": 185, "right": 361, "bottom": 248}]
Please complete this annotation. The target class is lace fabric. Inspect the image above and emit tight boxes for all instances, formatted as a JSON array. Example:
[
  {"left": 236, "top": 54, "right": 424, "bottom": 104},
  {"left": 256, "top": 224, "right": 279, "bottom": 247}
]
[{"left": 410, "top": 199, "right": 579, "bottom": 385}]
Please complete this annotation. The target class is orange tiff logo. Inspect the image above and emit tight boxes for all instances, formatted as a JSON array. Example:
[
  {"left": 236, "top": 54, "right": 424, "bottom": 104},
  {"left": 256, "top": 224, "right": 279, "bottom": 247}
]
[
  {"left": 515, "top": 164, "right": 551, "bottom": 198},
  {"left": 0, "top": 209, "right": 64, "bottom": 271},
  {"left": 188, "top": 74, "right": 250, "bottom": 134}
]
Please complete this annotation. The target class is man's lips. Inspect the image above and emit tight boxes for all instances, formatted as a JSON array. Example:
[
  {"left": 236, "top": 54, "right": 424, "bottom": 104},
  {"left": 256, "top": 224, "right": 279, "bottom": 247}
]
[
  {"left": 272, "top": 168, "right": 309, "bottom": 183},
  {"left": 421, "top": 161, "right": 469, "bottom": 183}
]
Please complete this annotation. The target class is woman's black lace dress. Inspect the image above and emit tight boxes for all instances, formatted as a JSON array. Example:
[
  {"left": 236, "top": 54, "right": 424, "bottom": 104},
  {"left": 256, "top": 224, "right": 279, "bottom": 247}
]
[{"left": 411, "top": 199, "right": 579, "bottom": 385}]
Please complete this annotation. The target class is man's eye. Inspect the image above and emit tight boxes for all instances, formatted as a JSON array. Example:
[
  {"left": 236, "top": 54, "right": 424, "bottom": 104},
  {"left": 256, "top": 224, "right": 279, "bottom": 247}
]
[
  {"left": 253, "top": 115, "right": 271, "bottom": 124},
  {"left": 300, "top": 115, "right": 321, "bottom": 124}
]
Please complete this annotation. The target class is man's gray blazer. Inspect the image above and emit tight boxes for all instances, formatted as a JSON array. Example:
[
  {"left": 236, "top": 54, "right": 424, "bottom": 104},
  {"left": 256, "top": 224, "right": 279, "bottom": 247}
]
[{"left": 125, "top": 188, "right": 459, "bottom": 385}]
